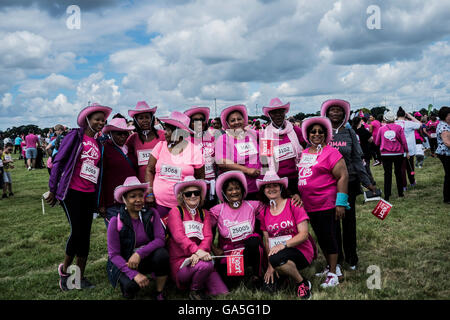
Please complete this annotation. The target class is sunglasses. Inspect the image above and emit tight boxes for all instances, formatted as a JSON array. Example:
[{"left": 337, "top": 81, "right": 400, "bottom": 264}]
[
  {"left": 183, "top": 190, "right": 201, "bottom": 198},
  {"left": 310, "top": 129, "right": 324, "bottom": 134}
]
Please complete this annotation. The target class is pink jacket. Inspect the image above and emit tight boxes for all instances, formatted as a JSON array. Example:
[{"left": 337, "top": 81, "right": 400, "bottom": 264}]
[
  {"left": 375, "top": 123, "right": 409, "bottom": 155},
  {"left": 167, "top": 206, "right": 213, "bottom": 288}
]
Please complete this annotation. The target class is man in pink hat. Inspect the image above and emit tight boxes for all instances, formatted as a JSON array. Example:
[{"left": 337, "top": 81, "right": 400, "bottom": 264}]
[
  {"left": 99, "top": 117, "right": 138, "bottom": 226},
  {"left": 126, "top": 101, "right": 165, "bottom": 182},
  {"left": 184, "top": 106, "right": 218, "bottom": 209},
  {"left": 262, "top": 98, "right": 306, "bottom": 196}
]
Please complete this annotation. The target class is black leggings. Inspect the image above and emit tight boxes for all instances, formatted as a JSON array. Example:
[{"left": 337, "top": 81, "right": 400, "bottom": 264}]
[
  {"left": 308, "top": 208, "right": 338, "bottom": 255},
  {"left": 60, "top": 189, "right": 96, "bottom": 257},
  {"left": 118, "top": 247, "right": 170, "bottom": 296},
  {"left": 381, "top": 155, "right": 404, "bottom": 201},
  {"left": 269, "top": 247, "right": 309, "bottom": 270},
  {"left": 438, "top": 154, "right": 450, "bottom": 203}
]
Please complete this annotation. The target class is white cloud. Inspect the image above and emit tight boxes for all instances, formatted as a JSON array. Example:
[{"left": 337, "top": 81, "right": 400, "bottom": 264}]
[{"left": 1, "top": 93, "right": 13, "bottom": 108}]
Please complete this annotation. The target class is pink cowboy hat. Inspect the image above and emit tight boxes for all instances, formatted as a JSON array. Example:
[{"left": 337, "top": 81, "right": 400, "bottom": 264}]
[
  {"left": 77, "top": 103, "right": 112, "bottom": 128},
  {"left": 263, "top": 98, "right": 290, "bottom": 117},
  {"left": 114, "top": 176, "right": 149, "bottom": 204},
  {"left": 220, "top": 104, "right": 248, "bottom": 130},
  {"left": 256, "top": 171, "right": 288, "bottom": 190},
  {"left": 159, "top": 111, "right": 194, "bottom": 133},
  {"left": 102, "top": 117, "right": 135, "bottom": 134},
  {"left": 320, "top": 99, "right": 351, "bottom": 125},
  {"left": 128, "top": 101, "right": 158, "bottom": 118},
  {"left": 173, "top": 176, "right": 207, "bottom": 200},
  {"left": 184, "top": 106, "right": 210, "bottom": 121},
  {"left": 215, "top": 170, "right": 248, "bottom": 203},
  {"left": 301, "top": 116, "right": 333, "bottom": 145}
]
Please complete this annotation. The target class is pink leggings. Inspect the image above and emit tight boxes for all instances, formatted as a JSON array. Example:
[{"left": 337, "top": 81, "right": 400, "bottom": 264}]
[{"left": 177, "top": 261, "right": 228, "bottom": 295}]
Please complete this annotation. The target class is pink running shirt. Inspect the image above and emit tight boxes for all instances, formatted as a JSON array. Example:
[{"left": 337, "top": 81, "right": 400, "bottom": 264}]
[{"left": 69, "top": 135, "right": 100, "bottom": 193}]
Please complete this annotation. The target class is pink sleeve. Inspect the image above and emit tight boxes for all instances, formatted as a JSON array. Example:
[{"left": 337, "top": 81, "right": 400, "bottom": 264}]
[
  {"left": 208, "top": 205, "right": 220, "bottom": 227},
  {"left": 327, "top": 147, "right": 343, "bottom": 170},
  {"left": 293, "top": 204, "right": 309, "bottom": 225},
  {"left": 167, "top": 208, "right": 199, "bottom": 254},
  {"left": 259, "top": 207, "right": 267, "bottom": 232},
  {"left": 214, "top": 134, "right": 226, "bottom": 163},
  {"left": 193, "top": 144, "right": 205, "bottom": 169},
  {"left": 151, "top": 141, "right": 163, "bottom": 160}
]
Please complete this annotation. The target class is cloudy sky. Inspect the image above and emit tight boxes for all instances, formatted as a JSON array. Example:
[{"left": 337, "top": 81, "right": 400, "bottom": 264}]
[{"left": 1, "top": 0, "right": 449, "bottom": 130}]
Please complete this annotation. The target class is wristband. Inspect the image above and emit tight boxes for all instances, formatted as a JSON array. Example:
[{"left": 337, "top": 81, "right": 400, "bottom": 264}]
[{"left": 336, "top": 192, "right": 351, "bottom": 210}]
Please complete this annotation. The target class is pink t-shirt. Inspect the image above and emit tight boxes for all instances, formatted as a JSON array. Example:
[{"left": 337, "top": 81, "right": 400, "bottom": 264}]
[
  {"left": 209, "top": 200, "right": 261, "bottom": 251},
  {"left": 297, "top": 145, "right": 342, "bottom": 213},
  {"left": 69, "top": 135, "right": 101, "bottom": 193},
  {"left": 260, "top": 199, "right": 315, "bottom": 264},
  {"left": 151, "top": 140, "right": 204, "bottom": 208},
  {"left": 126, "top": 131, "right": 165, "bottom": 182},
  {"left": 215, "top": 129, "right": 262, "bottom": 193},
  {"left": 25, "top": 134, "right": 39, "bottom": 148}
]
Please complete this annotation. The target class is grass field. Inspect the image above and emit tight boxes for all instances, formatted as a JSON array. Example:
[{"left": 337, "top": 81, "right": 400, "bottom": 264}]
[{"left": 0, "top": 153, "right": 449, "bottom": 300}]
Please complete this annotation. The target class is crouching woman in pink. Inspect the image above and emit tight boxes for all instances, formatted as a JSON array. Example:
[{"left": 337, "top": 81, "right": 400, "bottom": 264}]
[{"left": 167, "top": 176, "right": 228, "bottom": 300}]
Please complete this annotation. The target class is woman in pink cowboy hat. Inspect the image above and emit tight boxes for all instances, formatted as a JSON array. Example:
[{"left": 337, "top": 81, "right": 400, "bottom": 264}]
[
  {"left": 46, "top": 102, "right": 112, "bottom": 291},
  {"left": 168, "top": 176, "right": 228, "bottom": 300},
  {"left": 297, "top": 116, "right": 349, "bottom": 289},
  {"left": 145, "top": 111, "right": 205, "bottom": 220},
  {"left": 107, "top": 176, "right": 169, "bottom": 300},
  {"left": 184, "top": 106, "right": 218, "bottom": 209},
  {"left": 257, "top": 171, "right": 316, "bottom": 299},
  {"left": 209, "top": 170, "right": 265, "bottom": 289},
  {"left": 321, "top": 99, "right": 376, "bottom": 271},
  {"left": 126, "top": 101, "right": 165, "bottom": 182},
  {"left": 215, "top": 104, "right": 262, "bottom": 200},
  {"left": 99, "top": 117, "right": 138, "bottom": 226},
  {"left": 262, "top": 97, "right": 306, "bottom": 196}
]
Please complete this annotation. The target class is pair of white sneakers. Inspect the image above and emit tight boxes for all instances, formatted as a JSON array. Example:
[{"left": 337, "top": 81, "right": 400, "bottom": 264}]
[{"left": 315, "top": 264, "right": 342, "bottom": 288}]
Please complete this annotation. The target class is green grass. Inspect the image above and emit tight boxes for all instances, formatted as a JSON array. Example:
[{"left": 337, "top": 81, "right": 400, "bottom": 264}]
[{"left": 0, "top": 154, "right": 449, "bottom": 300}]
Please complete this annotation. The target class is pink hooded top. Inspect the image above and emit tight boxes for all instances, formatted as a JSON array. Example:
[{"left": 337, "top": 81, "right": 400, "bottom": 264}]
[
  {"left": 375, "top": 123, "right": 409, "bottom": 155},
  {"left": 167, "top": 206, "right": 213, "bottom": 288}
]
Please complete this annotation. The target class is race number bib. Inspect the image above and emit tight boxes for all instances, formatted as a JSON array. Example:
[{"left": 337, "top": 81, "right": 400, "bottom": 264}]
[
  {"left": 80, "top": 162, "right": 99, "bottom": 184},
  {"left": 205, "top": 163, "right": 215, "bottom": 177},
  {"left": 235, "top": 142, "right": 258, "bottom": 157},
  {"left": 268, "top": 235, "right": 292, "bottom": 249},
  {"left": 160, "top": 164, "right": 182, "bottom": 180},
  {"left": 274, "top": 143, "right": 295, "bottom": 161},
  {"left": 229, "top": 221, "right": 253, "bottom": 242},
  {"left": 183, "top": 220, "right": 204, "bottom": 240},
  {"left": 137, "top": 149, "right": 152, "bottom": 166},
  {"left": 298, "top": 153, "right": 318, "bottom": 168}
]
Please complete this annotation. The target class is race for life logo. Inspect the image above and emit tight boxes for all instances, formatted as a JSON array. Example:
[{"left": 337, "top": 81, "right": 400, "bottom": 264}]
[
  {"left": 383, "top": 130, "right": 396, "bottom": 141},
  {"left": 80, "top": 140, "right": 99, "bottom": 161},
  {"left": 298, "top": 167, "right": 313, "bottom": 179}
]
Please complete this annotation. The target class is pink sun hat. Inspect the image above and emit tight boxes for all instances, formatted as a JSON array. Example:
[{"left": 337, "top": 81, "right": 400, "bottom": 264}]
[
  {"left": 77, "top": 103, "right": 112, "bottom": 128},
  {"left": 320, "top": 99, "right": 351, "bottom": 125},
  {"left": 159, "top": 111, "right": 194, "bottom": 134},
  {"left": 256, "top": 171, "right": 288, "bottom": 190},
  {"left": 301, "top": 116, "right": 333, "bottom": 145},
  {"left": 114, "top": 176, "right": 149, "bottom": 204},
  {"left": 220, "top": 104, "right": 248, "bottom": 130},
  {"left": 173, "top": 176, "right": 207, "bottom": 200},
  {"left": 128, "top": 101, "right": 158, "bottom": 118},
  {"left": 184, "top": 106, "right": 210, "bottom": 121},
  {"left": 215, "top": 170, "right": 248, "bottom": 203},
  {"left": 263, "top": 98, "right": 290, "bottom": 117},
  {"left": 102, "top": 117, "right": 135, "bottom": 134}
]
